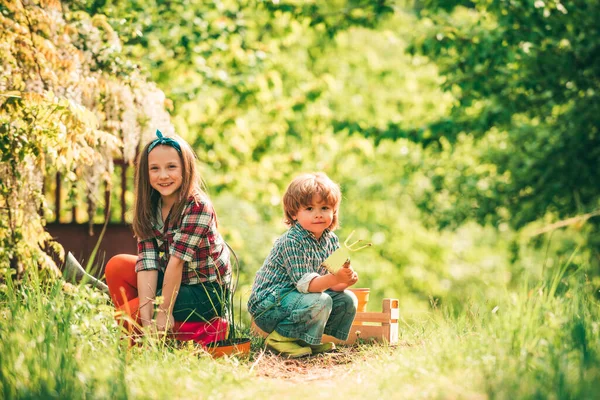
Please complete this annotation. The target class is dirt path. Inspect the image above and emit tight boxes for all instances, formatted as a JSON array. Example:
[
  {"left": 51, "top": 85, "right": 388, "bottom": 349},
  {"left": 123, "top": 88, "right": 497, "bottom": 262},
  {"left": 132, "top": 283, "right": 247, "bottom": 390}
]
[{"left": 248, "top": 346, "right": 373, "bottom": 383}]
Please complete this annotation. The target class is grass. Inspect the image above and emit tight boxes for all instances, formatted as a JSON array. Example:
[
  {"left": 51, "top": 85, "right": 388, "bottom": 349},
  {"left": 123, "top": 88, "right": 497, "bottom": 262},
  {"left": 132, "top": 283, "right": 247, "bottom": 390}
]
[{"left": 1, "top": 262, "right": 599, "bottom": 399}]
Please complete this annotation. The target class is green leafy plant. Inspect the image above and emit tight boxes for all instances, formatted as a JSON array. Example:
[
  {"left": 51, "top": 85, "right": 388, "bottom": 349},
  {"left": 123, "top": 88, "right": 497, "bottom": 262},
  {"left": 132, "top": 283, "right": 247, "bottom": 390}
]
[{"left": 0, "top": 0, "right": 173, "bottom": 281}]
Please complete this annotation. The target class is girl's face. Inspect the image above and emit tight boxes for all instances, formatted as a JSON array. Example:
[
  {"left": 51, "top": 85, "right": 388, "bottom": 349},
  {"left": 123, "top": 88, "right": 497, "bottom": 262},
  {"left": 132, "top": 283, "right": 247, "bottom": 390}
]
[
  {"left": 293, "top": 195, "right": 334, "bottom": 239},
  {"left": 148, "top": 145, "right": 183, "bottom": 205}
]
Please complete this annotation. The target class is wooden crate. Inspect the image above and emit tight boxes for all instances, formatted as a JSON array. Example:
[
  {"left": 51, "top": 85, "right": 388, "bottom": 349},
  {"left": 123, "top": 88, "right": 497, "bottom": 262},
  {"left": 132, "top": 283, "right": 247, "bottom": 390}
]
[{"left": 251, "top": 298, "right": 399, "bottom": 345}]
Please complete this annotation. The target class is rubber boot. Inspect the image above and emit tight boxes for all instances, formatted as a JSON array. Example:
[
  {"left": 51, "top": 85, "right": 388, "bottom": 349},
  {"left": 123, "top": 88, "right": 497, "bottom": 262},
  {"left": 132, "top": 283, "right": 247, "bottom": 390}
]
[
  {"left": 265, "top": 330, "right": 312, "bottom": 358},
  {"left": 298, "top": 340, "right": 336, "bottom": 354}
]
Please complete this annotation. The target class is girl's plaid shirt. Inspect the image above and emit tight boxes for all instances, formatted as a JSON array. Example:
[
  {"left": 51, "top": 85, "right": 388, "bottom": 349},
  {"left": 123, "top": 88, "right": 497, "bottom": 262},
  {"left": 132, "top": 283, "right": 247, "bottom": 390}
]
[
  {"left": 247, "top": 222, "right": 340, "bottom": 315},
  {"left": 135, "top": 195, "right": 231, "bottom": 285}
]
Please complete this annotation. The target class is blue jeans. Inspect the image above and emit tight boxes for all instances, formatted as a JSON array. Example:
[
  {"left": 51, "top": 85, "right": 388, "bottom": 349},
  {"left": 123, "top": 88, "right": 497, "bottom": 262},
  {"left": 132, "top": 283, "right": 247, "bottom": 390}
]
[{"left": 252, "top": 289, "right": 357, "bottom": 345}]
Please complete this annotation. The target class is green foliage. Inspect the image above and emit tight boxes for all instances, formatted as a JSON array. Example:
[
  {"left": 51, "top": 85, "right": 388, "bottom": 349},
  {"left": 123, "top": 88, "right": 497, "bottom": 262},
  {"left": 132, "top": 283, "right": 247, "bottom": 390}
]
[
  {"left": 405, "top": 1, "right": 600, "bottom": 230},
  {"left": 4, "top": 0, "right": 599, "bottom": 336},
  {"left": 3, "top": 3, "right": 599, "bottom": 396},
  {"left": 70, "top": 0, "right": 600, "bottom": 310},
  {"left": 257, "top": 0, "right": 395, "bottom": 36},
  {"left": 378, "top": 261, "right": 600, "bottom": 399},
  {"left": 0, "top": 0, "right": 172, "bottom": 278},
  {"left": 2, "top": 251, "right": 599, "bottom": 398},
  {"left": 0, "top": 272, "right": 253, "bottom": 398},
  {"left": 0, "top": 92, "right": 103, "bottom": 279},
  {"left": 88, "top": 1, "right": 433, "bottom": 280},
  {"left": 0, "top": 273, "right": 127, "bottom": 398}
]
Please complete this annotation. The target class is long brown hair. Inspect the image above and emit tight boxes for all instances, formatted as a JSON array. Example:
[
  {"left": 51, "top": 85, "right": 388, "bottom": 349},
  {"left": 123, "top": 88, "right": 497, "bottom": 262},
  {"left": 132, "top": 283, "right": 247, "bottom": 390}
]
[{"left": 132, "top": 135, "right": 207, "bottom": 240}]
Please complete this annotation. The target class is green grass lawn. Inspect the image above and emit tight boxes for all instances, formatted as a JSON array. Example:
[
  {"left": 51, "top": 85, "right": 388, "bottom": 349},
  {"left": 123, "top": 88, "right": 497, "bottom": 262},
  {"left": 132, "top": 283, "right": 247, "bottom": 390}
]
[{"left": 1, "top": 266, "right": 599, "bottom": 400}]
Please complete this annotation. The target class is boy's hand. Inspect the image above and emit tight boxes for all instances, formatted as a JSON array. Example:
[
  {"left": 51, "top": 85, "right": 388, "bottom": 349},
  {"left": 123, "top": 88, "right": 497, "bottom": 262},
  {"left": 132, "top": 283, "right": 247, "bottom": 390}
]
[
  {"left": 348, "top": 270, "right": 359, "bottom": 286},
  {"left": 334, "top": 261, "right": 354, "bottom": 284}
]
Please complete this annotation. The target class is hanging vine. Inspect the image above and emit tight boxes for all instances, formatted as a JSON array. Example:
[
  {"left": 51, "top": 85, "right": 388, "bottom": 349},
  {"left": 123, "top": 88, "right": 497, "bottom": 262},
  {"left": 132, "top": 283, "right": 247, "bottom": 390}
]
[{"left": 0, "top": 0, "right": 173, "bottom": 280}]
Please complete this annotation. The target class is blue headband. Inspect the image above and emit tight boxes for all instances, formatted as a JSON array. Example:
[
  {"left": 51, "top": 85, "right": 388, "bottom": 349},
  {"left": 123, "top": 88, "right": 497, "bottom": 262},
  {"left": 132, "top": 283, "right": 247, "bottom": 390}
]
[{"left": 148, "top": 129, "right": 182, "bottom": 154}]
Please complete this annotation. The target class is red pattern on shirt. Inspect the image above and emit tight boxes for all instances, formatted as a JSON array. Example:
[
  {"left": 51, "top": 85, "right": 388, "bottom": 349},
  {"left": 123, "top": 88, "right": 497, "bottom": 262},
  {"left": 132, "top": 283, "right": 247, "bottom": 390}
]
[{"left": 135, "top": 195, "right": 231, "bottom": 285}]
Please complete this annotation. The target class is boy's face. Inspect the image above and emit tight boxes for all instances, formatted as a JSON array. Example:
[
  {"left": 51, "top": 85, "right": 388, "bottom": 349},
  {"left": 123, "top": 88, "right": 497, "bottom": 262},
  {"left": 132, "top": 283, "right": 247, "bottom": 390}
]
[{"left": 292, "top": 195, "right": 334, "bottom": 239}]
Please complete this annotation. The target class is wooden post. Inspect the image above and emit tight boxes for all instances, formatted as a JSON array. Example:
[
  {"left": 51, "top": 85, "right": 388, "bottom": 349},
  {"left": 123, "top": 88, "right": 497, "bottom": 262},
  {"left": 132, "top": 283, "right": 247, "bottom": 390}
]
[
  {"left": 120, "top": 163, "right": 127, "bottom": 223},
  {"left": 104, "top": 181, "right": 111, "bottom": 221},
  {"left": 55, "top": 173, "right": 61, "bottom": 223},
  {"left": 381, "top": 298, "right": 399, "bottom": 345},
  {"left": 72, "top": 202, "right": 77, "bottom": 223},
  {"left": 337, "top": 298, "right": 399, "bottom": 345}
]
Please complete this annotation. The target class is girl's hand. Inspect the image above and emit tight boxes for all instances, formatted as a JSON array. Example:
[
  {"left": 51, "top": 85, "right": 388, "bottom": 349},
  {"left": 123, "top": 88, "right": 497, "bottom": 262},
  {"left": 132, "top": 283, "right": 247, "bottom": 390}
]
[{"left": 155, "top": 309, "right": 174, "bottom": 333}]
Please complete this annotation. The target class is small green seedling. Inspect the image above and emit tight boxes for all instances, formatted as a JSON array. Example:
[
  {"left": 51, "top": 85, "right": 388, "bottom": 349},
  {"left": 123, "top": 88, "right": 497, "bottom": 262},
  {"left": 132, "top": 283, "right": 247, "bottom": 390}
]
[{"left": 322, "top": 230, "right": 372, "bottom": 274}]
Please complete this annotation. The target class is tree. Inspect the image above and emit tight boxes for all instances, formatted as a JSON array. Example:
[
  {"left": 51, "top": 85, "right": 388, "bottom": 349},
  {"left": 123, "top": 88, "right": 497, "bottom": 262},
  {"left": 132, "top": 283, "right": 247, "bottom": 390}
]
[{"left": 404, "top": 0, "right": 600, "bottom": 230}]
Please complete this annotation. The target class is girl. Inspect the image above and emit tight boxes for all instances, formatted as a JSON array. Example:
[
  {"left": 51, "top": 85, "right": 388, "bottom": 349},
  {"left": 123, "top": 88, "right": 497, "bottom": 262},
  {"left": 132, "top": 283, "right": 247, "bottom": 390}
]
[{"left": 105, "top": 130, "right": 231, "bottom": 334}]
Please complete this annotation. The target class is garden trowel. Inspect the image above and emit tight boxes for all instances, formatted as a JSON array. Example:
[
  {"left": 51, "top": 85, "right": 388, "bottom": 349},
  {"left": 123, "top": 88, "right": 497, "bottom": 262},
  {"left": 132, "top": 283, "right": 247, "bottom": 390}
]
[
  {"left": 63, "top": 252, "right": 109, "bottom": 293},
  {"left": 322, "top": 230, "right": 372, "bottom": 274}
]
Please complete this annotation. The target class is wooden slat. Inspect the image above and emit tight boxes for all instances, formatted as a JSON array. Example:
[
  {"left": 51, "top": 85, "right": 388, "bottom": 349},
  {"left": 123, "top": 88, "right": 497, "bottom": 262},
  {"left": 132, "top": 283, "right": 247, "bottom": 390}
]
[
  {"left": 383, "top": 298, "right": 399, "bottom": 344},
  {"left": 349, "top": 325, "right": 388, "bottom": 342},
  {"left": 353, "top": 312, "right": 392, "bottom": 324},
  {"left": 120, "top": 164, "right": 127, "bottom": 223},
  {"left": 383, "top": 298, "right": 400, "bottom": 322},
  {"left": 55, "top": 173, "right": 61, "bottom": 222},
  {"left": 39, "top": 179, "right": 45, "bottom": 218},
  {"left": 324, "top": 325, "right": 388, "bottom": 345},
  {"left": 104, "top": 182, "right": 111, "bottom": 221},
  {"left": 50, "top": 158, "right": 129, "bottom": 226}
]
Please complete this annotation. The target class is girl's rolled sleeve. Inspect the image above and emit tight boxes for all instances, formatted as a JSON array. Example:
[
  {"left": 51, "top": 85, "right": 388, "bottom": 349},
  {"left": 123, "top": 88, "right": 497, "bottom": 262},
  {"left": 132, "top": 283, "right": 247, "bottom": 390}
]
[
  {"left": 170, "top": 201, "right": 211, "bottom": 262},
  {"left": 135, "top": 238, "right": 161, "bottom": 272}
]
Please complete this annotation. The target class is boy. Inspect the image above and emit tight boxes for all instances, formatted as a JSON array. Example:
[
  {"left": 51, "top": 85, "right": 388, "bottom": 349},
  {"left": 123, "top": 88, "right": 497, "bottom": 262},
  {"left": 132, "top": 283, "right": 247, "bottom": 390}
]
[{"left": 248, "top": 172, "right": 358, "bottom": 358}]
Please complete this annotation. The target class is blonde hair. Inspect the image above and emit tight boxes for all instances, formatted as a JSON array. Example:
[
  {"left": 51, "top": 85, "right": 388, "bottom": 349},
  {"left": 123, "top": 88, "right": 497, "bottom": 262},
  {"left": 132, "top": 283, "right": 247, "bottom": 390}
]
[
  {"left": 132, "top": 135, "right": 208, "bottom": 240},
  {"left": 282, "top": 172, "right": 342, "bottom": 230}
]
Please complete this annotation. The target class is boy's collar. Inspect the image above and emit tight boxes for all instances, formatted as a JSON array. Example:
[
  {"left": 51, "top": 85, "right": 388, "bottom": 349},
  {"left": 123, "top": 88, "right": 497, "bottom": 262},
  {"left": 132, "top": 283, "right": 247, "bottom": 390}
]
[{"left": 291, "top": 221, "right": 331, "bottom": 240}]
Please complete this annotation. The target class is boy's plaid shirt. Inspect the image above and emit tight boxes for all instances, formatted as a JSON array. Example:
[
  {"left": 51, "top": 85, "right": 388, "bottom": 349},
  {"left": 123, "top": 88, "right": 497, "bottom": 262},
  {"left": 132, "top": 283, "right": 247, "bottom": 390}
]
[
  {"left": 135, "top": 195, "right": 231, "bottom": 285},
  {"left": 247, "top": 222, "right": 339, "bottom": 315}
]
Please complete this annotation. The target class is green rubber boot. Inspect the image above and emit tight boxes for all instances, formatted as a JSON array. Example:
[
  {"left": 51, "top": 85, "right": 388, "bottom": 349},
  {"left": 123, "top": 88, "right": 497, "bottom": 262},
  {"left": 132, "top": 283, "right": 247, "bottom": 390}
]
[
  {"left": 298, "top": 340, "right": 336, "bottom": 355},
  {"left": 265, "top": 331, "right": 312, "bottom": 358}
]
